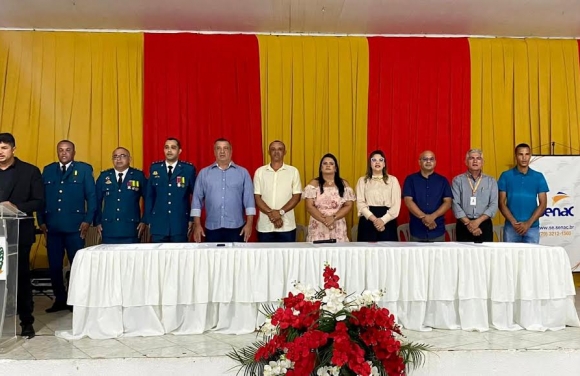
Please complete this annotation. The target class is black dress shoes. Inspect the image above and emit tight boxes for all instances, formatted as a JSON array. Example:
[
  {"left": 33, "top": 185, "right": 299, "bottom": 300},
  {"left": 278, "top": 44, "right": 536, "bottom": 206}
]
[
  {"left": 21, "top": 324, "right": 35, "bottom": 339},
  {"left": 45, "top": 301, "right": 73, "bottom": 313}
]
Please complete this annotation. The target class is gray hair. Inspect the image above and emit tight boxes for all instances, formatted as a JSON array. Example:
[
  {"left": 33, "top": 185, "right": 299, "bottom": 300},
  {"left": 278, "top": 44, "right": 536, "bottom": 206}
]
[{"left": 465, "top": 148, "right": 483, "bottom": 161}]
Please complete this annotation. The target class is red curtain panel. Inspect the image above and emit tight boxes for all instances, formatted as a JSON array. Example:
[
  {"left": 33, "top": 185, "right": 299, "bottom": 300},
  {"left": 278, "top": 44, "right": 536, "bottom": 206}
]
[
  {"left": 367, "top": 37, "right": 472, "bottom": 226},
  {"left": 143, "top": 33, "right": 263, "bottom": 173}
]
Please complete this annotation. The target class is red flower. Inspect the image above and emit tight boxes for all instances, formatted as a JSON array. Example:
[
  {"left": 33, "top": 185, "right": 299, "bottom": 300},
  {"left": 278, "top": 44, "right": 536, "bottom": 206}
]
[
  {"left": 323, "top": 266, "right": 340, "bottom": 289},
  {"left": 243, "top": 265, "right": 414, "bottom": 376},
  {"left": 286, "top": 330, "right": 329, "bottom": 375},
  {"left": 254, "top": 334, "right": 287, "bottom": 361}
]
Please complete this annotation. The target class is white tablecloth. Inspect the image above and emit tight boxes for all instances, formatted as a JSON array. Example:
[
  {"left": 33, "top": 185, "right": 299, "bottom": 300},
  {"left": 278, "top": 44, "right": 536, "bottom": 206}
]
[{"left": 56, "top": 242, "right": 580, "bottom": 339}]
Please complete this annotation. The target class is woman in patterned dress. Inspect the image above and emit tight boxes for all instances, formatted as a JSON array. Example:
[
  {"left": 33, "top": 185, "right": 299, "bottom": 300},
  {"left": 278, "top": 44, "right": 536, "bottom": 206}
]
[{"left": 303, "top": 153, "right": 356, "bottom": 242}]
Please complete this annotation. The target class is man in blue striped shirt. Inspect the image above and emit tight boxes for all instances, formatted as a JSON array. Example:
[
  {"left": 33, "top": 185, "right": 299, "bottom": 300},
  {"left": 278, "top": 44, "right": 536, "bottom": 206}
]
[{"left": 191, "top": 138, "right": 256, "bottom": 242}]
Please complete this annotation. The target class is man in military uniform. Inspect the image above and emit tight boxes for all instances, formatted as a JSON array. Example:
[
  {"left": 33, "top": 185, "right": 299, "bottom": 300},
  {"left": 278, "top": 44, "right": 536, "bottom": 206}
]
[
  {"left": 145, "top": 138, "right": 196, "bottom": 242},
  {"left": 37, "top": 140, "right": 96, "bottom": 313},
  {"left": 95, "top": 147, "right": 147, "bottom": 244}
]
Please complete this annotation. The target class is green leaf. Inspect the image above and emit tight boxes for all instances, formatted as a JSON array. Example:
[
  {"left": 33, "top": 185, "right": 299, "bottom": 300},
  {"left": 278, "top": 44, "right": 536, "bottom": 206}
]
[
  {"left": 400, "top": 341, "right": 432, "bottom": 371},
  {"left": 225, "top": 340, "right": 269, "bottom": 376}
]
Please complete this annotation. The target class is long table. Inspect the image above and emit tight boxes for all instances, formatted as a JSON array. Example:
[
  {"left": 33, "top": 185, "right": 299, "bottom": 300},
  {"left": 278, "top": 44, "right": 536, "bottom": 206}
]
[{"left": 56, "top": 242, "right": 580, "bottom": 339}]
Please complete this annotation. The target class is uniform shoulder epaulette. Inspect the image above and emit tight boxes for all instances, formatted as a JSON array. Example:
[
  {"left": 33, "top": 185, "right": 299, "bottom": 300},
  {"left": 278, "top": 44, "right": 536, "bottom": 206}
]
[
  {"left": 131, "top": 166, "right": 143, "bottom": 172},
  {"left": 151, "top": 160, "right": 164, "bottom": 165},
  {"left": 101, "top": 167, "right": 114, "bottom": 173},
  {"left": 75, "top": 161, "right": 93, "bottom": 168},
  {"left": 179, "top": 160, "right": 193, "bottom": 165}
]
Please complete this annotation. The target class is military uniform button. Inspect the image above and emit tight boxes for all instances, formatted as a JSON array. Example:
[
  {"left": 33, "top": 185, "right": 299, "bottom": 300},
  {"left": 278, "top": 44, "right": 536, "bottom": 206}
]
[
  {"left": 58, "top": 199, "right": 61, "bottom": 202},
  {"left": 168, "top": 210, "right": 172, "bottom": 214},
  {"left": 57, "top": 208, "right": 61, "bottom": 211},
  {"left": 116, "top": 218, "right": 120, "bottom": 221},
  {"left": 168, "top": 202, "right": 171, "bottom": 205},
  {"left": 169, "top": 184, "right": 172, "bottom": 187},
  {"left": 168, "top": 193, "right": 172, "bottom": 196},
  {"left": 117, "top": 199, "right": 121, "bottom": 202},
  {"left": 59, "top": 190, "right": 63, "bottom": 193},
  {"left": 117, "top": 208, "right": 120, "bottom": 211}
]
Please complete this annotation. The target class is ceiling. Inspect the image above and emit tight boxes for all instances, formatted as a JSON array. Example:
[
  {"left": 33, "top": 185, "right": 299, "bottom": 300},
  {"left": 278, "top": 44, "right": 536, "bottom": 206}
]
[{"left": 1, "top": 0, "right": 580, "bottom": 38}]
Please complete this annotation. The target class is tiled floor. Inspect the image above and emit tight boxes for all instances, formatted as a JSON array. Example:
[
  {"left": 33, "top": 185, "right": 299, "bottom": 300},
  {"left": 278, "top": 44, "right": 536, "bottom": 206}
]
[{"left": 1, "top": 292, "right": 580, "bottom": 360}]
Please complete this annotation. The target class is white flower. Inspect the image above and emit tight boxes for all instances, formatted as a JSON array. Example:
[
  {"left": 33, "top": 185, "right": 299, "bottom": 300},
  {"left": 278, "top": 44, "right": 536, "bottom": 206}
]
[
  {"left": 316, "top": 365, "right": 341, "bottom": 376},
  {"left": 322, "top": 288, "right": 346, "bottom": 314},
  {"left": 361, "top": 289, "right": 383, "bottom": 305},
  {"left": 292, "top": 281, "right": 317, "bottom": 300},
  {"left": 259, "top": 318, "right": 277, "bottom": 336},
  {"left": 263, "top": 356, "right": 294, "bottom": 376},
  {"left": 367, "top": 361, "right": 380, "bottom": 376}
]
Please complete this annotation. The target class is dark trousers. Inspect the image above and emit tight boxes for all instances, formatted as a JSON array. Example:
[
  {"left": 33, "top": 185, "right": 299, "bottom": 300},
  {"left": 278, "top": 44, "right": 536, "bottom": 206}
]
[
  {"left": 257, "top": 230, "right": 296, "bottom": 242},
  {"left": 205, "top": 227, "right": 244, "bottom": 242},
  {"left": 456, "top": 218, "right": 494, "bottom": 242},
  {"left": 102, "top": 236, "right": 139, "bottom": 244},
  {"left": 357, "top": 206, "right": 398, "bottom": 242},
  {"left": 18, "top": 243, "right": 34, "bottom": 326},
  {"left": 151, "top": 234, "right": 188, "bottom": 243},
  {"left": 47, "top": 231, "right": 84, "bottom": 303}
]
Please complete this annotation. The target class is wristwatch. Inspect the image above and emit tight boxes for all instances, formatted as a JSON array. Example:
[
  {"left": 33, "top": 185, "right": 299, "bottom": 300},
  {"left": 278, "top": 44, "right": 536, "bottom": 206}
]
[{"left": 279, "top": 209, "right": 285, "bottom": 216}]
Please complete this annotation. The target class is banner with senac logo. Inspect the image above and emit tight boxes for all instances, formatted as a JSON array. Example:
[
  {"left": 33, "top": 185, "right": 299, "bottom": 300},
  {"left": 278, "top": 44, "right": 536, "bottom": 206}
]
[{"left": 531, "top": 156, "right": 580, "bottom": 268}]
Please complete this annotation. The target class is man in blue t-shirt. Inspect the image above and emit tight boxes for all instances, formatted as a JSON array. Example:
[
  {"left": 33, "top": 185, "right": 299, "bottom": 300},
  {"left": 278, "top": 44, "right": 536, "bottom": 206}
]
[
  {"left": 498, "top": 143, "right": 549, "bottom": 244},
  {"left": 403, "top": 150, "right": 453, "bottom": 242}
]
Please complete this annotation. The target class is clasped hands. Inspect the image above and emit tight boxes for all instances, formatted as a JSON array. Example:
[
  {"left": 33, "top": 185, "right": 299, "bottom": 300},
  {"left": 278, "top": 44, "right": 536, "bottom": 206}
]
[
  {"left": 368, "top": 215, "right": 386, "bottom": 232},
  {"left": 465, "top": 219, "right": 483, "bottom": 237},
  {"left": 511, "top": 221, "right": 531, "bottom": 235},
  {"left": 267, "top": 210, "right": 284, "bottom": 229},
  {"left": 420, "top": 214, "right": 437, "bottom": 230}
]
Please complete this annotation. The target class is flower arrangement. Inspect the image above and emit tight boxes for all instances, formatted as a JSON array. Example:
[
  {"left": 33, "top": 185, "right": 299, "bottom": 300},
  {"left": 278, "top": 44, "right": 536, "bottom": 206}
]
[{"left": 227, "top": 264, "right": 429, "bottom": 376}]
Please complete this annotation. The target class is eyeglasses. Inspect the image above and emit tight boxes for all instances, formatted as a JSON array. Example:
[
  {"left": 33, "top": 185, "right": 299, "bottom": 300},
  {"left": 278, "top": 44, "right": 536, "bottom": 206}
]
[
  {"left": 421, "top": 157, "right": 435, "bottom": 162},
  {"left": 112, "top": 154, "right": 129, "bottom": 160},
  {"left": 371, "top": 158, "right": 385, "bottom": 162}
]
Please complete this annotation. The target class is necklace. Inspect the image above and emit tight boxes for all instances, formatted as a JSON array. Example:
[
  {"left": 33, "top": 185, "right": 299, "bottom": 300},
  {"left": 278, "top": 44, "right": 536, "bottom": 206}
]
[{"left": 324, "top": 180, "right": 335, "bottom": 186}]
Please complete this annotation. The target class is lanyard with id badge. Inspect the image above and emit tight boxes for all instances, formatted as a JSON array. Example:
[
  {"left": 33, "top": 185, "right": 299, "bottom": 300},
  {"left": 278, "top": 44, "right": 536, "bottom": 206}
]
[{"left": 467, "top": 174, "right": 482, "bottom": 208}]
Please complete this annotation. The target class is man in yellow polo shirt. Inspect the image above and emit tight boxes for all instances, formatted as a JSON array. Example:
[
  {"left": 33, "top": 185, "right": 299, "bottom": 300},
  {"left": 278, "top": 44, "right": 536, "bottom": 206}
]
[{"left": 253, "top": 140, "right": 302, "bottom": 242}]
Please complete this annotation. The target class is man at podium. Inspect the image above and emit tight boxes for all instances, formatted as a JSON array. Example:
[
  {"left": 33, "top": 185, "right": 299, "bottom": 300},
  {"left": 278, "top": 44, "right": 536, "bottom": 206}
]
[{"left": 0, "top": 133, "right": 44, "bottom": 339}]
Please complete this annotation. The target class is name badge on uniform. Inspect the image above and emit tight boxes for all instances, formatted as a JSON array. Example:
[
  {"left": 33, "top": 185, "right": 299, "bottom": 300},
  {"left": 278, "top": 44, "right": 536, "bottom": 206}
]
[{"left": 470, "top": 196, "right": 477, "bottom": 206}]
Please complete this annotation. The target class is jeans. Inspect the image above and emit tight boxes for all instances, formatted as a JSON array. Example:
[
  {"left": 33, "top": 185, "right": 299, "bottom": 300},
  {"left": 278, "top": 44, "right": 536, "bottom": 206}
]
[{"left": 503, "top": 222, "right": 540, "bottom": 244}]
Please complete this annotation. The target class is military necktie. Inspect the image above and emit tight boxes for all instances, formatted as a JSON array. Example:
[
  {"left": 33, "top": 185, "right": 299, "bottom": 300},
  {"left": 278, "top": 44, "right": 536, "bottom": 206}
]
[
  {"left": 168, "top": 165, "right": 173, "bottom": 180},
  {"left": 61, "top": 165, "right": 66, "bottom": 175},
  {"left": 117, "top": 172, "right": 123, "bottom": 186}
]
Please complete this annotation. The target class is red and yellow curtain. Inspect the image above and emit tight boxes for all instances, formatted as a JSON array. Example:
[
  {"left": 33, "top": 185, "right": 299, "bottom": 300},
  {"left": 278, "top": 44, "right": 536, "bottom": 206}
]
[{"left": 2, "top": 31, "right": 580, "bottom": 262}]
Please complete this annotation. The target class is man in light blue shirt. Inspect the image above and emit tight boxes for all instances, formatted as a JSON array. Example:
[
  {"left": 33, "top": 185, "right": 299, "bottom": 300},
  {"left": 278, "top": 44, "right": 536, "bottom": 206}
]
[
  {"left": 191, "top": 138, "right": 256, "bottom": 242},
  {"left": 498, "top": 143, "right": 549, "bottom": 244}
]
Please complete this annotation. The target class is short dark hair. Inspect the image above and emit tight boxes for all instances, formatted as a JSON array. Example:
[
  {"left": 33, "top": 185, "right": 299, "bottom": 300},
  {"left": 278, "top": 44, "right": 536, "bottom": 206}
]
[
  {"left": 166, "top": 137, "right": 181, "bottom": 149},
  {"left": 515, "top": 143, "right": 531, "bottom": 154},
  {"left": 214, "top": 138, "right": 231, "bottom": 148},
  {"left": 57, "top": 139, "right": 75, "bottom": 150},
  {"left": 0, "top": 133, "right": 16, "bottom": 148},
  {"left": 269, "top": 140, "right": 286, "bottom": 149}
]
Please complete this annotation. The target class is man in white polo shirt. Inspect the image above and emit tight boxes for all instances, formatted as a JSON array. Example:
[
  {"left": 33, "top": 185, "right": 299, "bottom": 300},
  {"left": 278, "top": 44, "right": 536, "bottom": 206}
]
[{"left": 253, "top": 140, "right": 302, "bottom": 242}]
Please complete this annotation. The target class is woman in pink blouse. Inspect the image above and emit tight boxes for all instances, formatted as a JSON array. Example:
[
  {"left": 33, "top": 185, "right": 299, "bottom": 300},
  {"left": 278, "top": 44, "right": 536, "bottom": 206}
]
[
  {"left": 304, "top": 153, "right": 356, "bottom": 242},
  {"left": 355, "top": 150, "right": 401, "bottom": 241}
]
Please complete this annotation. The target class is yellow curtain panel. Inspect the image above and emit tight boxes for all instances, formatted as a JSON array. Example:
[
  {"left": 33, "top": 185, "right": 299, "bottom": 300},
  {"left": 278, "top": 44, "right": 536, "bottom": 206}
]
[
  {"left": 470, "top": 38, "right": 580, "bottom": 182},
  {"left": 257, "top": 35, "right": 369, "bottom": 233},
  {"left": 0, "top": 31, "right": 144, "bottom": 172}
]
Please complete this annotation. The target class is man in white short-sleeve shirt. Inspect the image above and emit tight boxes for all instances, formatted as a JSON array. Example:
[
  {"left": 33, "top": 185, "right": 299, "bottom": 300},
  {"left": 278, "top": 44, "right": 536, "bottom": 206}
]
[{"left": 253, "top": 140, "right": 302, "bottom": 242}]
